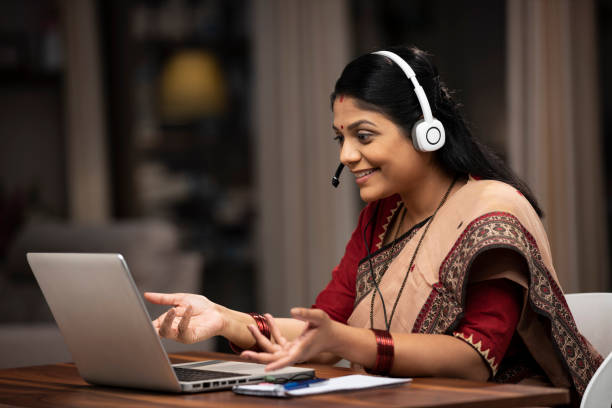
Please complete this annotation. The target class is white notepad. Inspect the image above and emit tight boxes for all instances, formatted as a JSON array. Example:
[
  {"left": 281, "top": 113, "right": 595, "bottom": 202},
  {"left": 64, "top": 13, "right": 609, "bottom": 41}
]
[{"left": 232, "top": 374, "right": 411, "bottom": 397}]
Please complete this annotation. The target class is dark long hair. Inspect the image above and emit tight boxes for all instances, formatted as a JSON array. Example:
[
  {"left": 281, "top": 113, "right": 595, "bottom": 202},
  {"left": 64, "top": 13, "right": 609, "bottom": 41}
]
[{"left": 331, "top": 45, "right": 543, "bottom": 217}]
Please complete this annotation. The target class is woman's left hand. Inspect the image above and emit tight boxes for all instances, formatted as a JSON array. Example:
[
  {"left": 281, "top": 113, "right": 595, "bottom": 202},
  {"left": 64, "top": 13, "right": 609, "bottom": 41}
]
[{"left": 241, "top": 308, "right": 338, "bottom": 371}]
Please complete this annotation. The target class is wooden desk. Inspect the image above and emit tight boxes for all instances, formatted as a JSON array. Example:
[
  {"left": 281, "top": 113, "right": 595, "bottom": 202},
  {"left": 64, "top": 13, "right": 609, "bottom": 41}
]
[{"left": 0, "top": 351, "right": 569, "bottom": 407}]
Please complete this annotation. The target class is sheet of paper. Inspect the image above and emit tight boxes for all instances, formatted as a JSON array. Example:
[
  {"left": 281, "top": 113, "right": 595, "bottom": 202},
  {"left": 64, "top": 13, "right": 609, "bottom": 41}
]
[
  {"left": 232, "top": 375, "right": 411, "bottom": 397},
  {"left": 287, "top": 375, "right": 411, "bottom": 396}
]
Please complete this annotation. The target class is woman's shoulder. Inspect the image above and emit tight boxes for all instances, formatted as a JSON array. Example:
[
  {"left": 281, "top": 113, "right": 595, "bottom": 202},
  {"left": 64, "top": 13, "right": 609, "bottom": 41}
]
[{"left": 459, "top": 177, "right": 538, "bottom": 219}]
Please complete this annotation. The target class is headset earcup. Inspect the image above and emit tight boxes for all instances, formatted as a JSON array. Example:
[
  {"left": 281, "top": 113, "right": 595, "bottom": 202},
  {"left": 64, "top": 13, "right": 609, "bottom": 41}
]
[{"left": 412, "top": 119, "right": 445, "bottom": 152}]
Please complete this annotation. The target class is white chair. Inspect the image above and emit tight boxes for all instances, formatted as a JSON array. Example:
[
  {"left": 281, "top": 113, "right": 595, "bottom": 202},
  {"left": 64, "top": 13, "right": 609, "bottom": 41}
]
[{"left": 565, "top": 293, "right": 612, "bottom": 408}]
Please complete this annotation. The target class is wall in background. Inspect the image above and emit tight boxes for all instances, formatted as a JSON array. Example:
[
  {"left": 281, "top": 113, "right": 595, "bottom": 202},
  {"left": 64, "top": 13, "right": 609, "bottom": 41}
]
[{"left": 350, "top": 0, "right": 507, "bottom": 156}]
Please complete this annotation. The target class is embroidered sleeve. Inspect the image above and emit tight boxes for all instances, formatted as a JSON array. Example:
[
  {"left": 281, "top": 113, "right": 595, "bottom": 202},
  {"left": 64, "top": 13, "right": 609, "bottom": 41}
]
[{"left": 453, "top": 278, "right": 522, "bottom": 376}]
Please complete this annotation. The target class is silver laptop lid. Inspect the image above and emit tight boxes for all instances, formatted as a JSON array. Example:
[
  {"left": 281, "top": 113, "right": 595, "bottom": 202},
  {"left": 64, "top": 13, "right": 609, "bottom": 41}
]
[{"left": 27, "top": 253, "right": 182, "bottom": 392}]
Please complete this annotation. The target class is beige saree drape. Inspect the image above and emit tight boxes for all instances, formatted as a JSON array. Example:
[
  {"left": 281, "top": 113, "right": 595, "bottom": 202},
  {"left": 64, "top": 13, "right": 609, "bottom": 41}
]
[{"left": 348, "top": 178, "right": 602, "bottom": 398}]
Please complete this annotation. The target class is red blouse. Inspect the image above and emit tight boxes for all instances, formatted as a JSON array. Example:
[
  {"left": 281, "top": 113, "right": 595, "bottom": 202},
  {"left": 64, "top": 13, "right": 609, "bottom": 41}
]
[{"left": 312, "top": 195, "right": 522, "bottom": 375}]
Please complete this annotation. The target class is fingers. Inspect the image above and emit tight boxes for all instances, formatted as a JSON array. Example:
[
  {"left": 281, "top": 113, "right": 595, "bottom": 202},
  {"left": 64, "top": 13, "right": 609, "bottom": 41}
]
[
  {"left": 152, "top": 314, "right": 162, "bottom": 332},
  {"left": 241, "top": 348, "right": 297, "bottom": 371},
  {"left": 143, "top": 292, "right": 185, "bottom": 306},
  {"left": 247, "top": 324, "right": 276, "bottom": 352},
  {"left": 241, "top": 350, "right": 274, "bottom": 363},
  {"left": 152, "top": 305, "right": 188, "bottom": 330},
  {"left": 178, "top": 305, "right": 193, "bottom": 341},
  {"left": 240, "top": 349, "right": 293, "bottom": 367},
  {"left": 155, "top": 306, "right": 196, "bottom": 344},
  {"left": 264, "top": 313, "right": 287, "bottom": 347},
  {"left": 243, "top": 343, "right": 302, "bottom": 372},
  {"left": 158, "top": 308, "right": 176, "bottom": 338}
]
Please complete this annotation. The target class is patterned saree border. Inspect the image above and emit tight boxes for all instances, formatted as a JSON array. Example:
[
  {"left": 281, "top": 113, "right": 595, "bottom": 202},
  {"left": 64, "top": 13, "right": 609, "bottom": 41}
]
[
  {"left": 411, "top": 211, "right": 601, "bottom": 396},
  {"left": 453, "top": 331, "right": 498, "bottom": 374},
  {"left": 353, "top": 226, "right": 420, "bottom": 308},
  {"left": 376, "top": 199, "right": 403, "bottom": 250}
]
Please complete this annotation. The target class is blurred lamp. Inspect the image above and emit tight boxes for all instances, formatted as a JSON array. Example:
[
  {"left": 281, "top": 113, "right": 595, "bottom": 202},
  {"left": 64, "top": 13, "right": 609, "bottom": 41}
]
[{"left": 159, "top": 50, "right": 227, "bottom": 122}]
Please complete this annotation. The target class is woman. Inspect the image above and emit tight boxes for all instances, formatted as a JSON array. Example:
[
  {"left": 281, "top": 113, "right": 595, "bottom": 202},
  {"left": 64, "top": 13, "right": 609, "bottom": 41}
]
[{"left": 144, "top": 46, "right": 602, "bottom": 400}]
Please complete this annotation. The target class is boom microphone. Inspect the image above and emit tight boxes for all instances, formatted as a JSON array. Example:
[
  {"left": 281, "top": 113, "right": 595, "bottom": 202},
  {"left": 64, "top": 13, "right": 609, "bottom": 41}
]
[{"left": 331, "top": 163, "right": 344, "bottom": 188}]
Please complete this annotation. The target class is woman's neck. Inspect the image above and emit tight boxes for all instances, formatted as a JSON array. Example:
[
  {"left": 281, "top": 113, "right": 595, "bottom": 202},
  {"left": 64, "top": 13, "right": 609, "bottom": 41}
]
[{"left": 398, "top": 168, "right": 460, "bottom": 228}]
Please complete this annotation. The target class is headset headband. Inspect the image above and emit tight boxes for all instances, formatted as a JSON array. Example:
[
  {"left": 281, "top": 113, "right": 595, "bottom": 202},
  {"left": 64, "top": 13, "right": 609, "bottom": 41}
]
[{"left": 372, "top": 51, "right": 434, "bottom": 123}]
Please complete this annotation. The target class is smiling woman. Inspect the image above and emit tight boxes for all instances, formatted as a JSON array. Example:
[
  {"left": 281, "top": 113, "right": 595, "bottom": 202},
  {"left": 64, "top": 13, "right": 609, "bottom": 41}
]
[
  {"left": 144, "top": 45, "right": 602, "bottom": 405},
  {"left": 332, "top": 97, "right": 441, "bottom": 207}
]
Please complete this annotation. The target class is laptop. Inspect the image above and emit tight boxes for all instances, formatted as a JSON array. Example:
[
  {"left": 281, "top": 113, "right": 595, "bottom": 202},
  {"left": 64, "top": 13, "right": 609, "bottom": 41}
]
[{"left": 26, "top": 252, "right": 314, "bottom": 393}]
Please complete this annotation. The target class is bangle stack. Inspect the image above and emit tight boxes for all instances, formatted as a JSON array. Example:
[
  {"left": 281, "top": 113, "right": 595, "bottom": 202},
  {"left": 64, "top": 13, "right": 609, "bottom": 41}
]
[
  {"left": 229, "top": 313, "right": 271, "bottom": 354},
  {"left": 249, "top": 313, "right": 271, "bottom": 340},
  {"left": 365, "top": 329, "right": 394, "bottom": 375}
]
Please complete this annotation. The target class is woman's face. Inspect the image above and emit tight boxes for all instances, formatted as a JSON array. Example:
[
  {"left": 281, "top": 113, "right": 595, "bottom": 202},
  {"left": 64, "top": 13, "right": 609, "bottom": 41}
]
[{"left": 332, "top": 96, "right": 432, "bottom": 202}]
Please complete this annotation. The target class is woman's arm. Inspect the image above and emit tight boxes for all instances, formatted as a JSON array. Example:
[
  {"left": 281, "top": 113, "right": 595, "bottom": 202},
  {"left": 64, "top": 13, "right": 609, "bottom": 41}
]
[
  {"left": 333, "top": 323, "right": 489, "bottom": 381},
  {"left": 242, "top": 308, "right": 488, "bottom": 381},
  {"left": 143, "top": 292, "right": 306, "bottom": 348}
]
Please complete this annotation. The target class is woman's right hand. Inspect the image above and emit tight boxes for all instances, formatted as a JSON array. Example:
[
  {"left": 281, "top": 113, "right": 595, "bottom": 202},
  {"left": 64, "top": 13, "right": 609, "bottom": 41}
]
[{"left": 144, "top": 292, "right": 226, "bottom": 344}]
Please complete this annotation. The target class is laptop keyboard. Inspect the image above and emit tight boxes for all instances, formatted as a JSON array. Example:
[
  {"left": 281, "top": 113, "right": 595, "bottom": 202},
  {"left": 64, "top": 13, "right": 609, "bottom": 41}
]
[{"left": 174, "top": 367, "right": 250, "bottom": 382}]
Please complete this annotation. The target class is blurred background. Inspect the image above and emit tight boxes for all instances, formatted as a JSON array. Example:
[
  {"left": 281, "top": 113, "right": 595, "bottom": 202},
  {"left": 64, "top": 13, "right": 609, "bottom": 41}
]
[{"left": 0, "top": 0, "right": 610, "bottom": 367}]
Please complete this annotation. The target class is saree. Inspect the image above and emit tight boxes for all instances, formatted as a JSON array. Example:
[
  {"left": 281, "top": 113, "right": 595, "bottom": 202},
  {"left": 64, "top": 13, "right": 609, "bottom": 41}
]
[{"left": 346, "top": 177, "right": 602, "bottom": 398}]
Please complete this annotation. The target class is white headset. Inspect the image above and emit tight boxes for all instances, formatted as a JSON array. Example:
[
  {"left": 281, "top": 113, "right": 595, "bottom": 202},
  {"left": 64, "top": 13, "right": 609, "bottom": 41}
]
[{"left": 372, "top": 50, "right": 445, "bottom": 152}]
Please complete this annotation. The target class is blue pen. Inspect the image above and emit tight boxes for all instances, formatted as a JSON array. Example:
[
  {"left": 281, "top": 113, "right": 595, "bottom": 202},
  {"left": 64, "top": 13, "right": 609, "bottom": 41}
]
[{"left": 283, "top": 378, "right": 328, "bottom": 390}]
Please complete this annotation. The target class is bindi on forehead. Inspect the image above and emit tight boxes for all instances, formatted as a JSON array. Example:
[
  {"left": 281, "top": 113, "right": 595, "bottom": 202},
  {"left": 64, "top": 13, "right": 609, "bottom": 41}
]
[
  {"left": 341, "top": 125, "right": 344, "bottom": 129},
  {"left": 339, "top": 95, "right": 344, "bottom": 103}
]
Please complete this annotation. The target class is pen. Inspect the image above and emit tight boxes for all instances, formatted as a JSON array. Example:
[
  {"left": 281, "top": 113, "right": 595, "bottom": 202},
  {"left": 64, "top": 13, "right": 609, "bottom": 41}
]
[{"left": 283, "top": 378, "right": 328, "bottom": 390}]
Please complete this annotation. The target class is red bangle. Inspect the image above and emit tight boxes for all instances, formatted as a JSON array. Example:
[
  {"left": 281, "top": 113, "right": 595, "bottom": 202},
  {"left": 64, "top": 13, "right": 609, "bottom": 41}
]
[
  {"left": 251, "top": 313, "right": 271, "bottom": 340},
  {"left": 365, "top": 329, "right": 394, "bottom": 375},
  {"left": 229, "top": 313, "right": 271, "bottom": 354}
]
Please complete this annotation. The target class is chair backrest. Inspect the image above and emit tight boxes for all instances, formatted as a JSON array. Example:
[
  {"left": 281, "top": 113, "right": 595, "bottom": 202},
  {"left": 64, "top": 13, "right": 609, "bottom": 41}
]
[
  {"left": 565, "top": 292, "right": 612, "bottom": 408},
  {"left": 579, "top": 351, "right": 612, "bottom": 408},
  {"left": 565, "top": 293, "right": 612, "bottom": 356}
]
